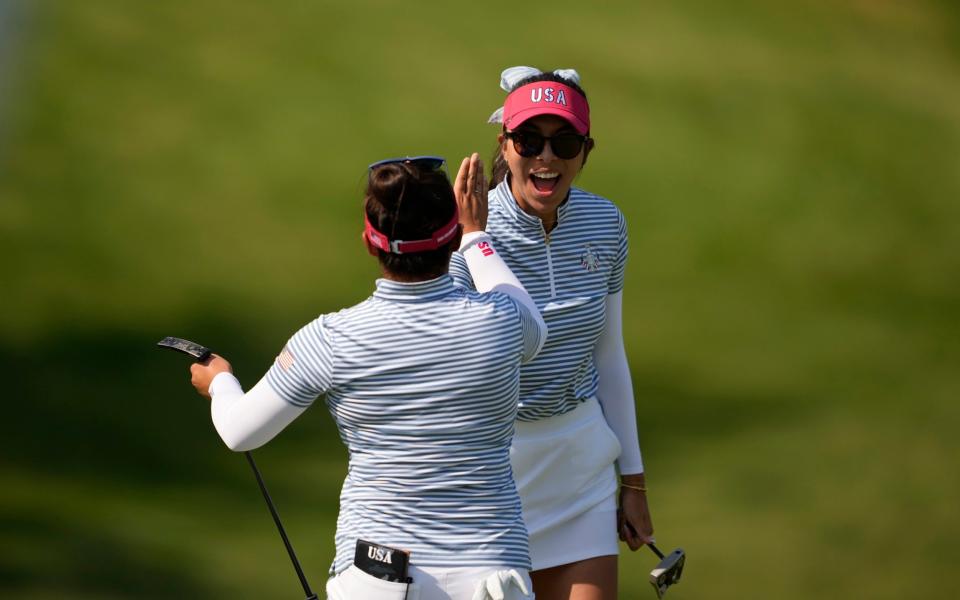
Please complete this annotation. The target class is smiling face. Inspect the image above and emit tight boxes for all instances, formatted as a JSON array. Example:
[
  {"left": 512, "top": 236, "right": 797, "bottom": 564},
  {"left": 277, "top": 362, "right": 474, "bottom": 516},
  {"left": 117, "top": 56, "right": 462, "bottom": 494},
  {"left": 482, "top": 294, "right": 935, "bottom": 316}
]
[{"left": 500, "top": 115, "right": 592, "bottom": 231}]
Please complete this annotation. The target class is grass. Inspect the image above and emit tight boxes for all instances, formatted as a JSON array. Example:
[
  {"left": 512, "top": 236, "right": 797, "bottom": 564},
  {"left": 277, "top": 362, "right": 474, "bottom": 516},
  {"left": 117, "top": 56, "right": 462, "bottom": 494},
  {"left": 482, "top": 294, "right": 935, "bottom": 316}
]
[{"left": 1, "top": 0, "right": 959, "bottom": 597}]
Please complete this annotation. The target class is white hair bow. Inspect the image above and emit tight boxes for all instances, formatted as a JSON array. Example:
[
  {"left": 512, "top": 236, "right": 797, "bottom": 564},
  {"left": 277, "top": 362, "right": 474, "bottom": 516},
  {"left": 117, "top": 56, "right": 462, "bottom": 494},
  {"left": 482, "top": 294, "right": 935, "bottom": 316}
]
[{"left": 487, "top": 66, "right": 582, "bottom": 124}]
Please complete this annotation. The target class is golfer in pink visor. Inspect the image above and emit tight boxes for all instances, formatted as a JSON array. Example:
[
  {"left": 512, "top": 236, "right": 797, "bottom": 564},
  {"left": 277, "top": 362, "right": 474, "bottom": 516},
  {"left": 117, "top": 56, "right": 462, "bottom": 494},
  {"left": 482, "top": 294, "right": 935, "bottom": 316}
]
[{"left": 449, "top": 66, "right": 655, "bottom": 600}]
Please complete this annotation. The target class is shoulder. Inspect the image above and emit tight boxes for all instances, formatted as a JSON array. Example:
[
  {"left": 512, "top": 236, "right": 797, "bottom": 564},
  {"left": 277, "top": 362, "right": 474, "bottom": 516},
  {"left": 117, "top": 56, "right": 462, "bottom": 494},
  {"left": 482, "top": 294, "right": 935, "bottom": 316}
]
[
  {"left": 568, "top": 187, "right": 625, "bottom": 223},
  {"left": 488, "top": 183, "right": 514, "bottom": 219},
  {"left": 458, "top": 287, "right": 524, "bottom": 320},
  {"left": 559, "top": 188, "right": 627, "bottom": 247},
  {"left": 458, "top": 286, "right": 515, "bottom": 307},
  {"left": 289, "top": 314, "right": 332, "bottom": 346},
  {"left": 301, "top": 296, "right": 378, "bottom": 336}
]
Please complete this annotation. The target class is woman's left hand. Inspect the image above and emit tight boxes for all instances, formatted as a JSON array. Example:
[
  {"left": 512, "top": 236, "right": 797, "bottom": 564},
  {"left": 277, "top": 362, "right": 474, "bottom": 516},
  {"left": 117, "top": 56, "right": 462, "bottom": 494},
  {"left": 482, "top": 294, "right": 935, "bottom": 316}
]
[
  {"left": 454, "top": 152, "right": 488, "bottom": 234},
  {"left": 618, "top": 474, "right": 655, "bottom": 551},
  {"left": 189, "top": 354, "right": 233, "bottom": 399}
]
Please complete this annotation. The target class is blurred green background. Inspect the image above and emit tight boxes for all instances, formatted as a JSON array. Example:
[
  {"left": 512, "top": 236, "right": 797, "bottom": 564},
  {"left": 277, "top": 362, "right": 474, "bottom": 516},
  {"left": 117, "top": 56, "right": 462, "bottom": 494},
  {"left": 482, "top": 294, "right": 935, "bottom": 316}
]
[{"left": 2, "top": 0, "right": 959, "bottom": 598}]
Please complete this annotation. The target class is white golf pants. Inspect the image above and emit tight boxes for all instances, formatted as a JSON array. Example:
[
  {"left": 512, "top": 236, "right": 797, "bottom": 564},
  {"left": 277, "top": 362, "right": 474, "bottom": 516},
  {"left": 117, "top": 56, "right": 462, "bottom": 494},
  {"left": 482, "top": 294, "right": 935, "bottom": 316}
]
[{"left": 325, "top": 564, "right": 534, "bottom": 600}]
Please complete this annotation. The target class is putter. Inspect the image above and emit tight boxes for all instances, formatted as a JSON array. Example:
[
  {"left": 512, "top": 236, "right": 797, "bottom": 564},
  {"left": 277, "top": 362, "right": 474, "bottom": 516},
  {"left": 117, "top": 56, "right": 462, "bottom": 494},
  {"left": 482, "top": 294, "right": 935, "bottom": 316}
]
[
  {"left": 648, "top": 543, "right": 685, "bottom": 598},
  {"left": 157, "top": 336, "right": 318, "bottom": 600}
]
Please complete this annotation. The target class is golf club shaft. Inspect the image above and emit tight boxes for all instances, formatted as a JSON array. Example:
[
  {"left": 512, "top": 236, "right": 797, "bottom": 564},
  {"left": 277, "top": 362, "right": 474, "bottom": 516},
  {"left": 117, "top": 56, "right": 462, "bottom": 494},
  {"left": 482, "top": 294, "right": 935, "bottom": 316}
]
[
  {"left": 648, "top": 542, "right": 665, "bottom": 559},
  {"left": 245, "top": 451, "right": 318, "bottom": 600}
]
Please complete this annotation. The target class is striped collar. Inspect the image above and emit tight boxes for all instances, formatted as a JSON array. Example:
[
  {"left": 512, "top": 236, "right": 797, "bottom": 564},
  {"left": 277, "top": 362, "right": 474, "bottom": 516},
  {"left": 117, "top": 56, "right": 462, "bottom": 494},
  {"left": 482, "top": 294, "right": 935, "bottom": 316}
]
[
  {"left": 372, "top": 274, "right": 456, "bottom": 302},
  {"left": 491, "top": 177, "right": 573, "bottom": 232}
]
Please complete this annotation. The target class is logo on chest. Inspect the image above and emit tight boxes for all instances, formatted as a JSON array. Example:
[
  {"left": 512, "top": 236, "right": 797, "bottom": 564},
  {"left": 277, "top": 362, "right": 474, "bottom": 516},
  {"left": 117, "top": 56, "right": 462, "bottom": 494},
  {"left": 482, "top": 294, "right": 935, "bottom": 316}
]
[{"left": 580, "top": 244, "right": 601, "bottom": 272}]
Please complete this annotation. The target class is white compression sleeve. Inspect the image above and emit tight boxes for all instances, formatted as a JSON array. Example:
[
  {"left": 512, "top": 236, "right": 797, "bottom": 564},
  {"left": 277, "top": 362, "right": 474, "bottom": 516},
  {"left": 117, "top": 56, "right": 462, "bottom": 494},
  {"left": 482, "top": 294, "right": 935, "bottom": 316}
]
[
  {"left": 459, "top": 231, "right": 547, "bottom": 362},
  {"left": 208, "top": 372, "right": 307, "bottom": 452},
  {"left": 593, "top": 291, "right": 644, "bottom": 474}
]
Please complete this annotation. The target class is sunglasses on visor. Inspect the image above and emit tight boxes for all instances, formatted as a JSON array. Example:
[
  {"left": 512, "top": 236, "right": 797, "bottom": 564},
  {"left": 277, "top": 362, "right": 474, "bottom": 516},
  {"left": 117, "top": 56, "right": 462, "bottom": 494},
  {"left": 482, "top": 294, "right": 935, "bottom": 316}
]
[
  {"left": 504, "top": 130, "right": 589, "bottom": 160},
  {"left": 368, "top": 155, "right": 448, "bottom": 175}
]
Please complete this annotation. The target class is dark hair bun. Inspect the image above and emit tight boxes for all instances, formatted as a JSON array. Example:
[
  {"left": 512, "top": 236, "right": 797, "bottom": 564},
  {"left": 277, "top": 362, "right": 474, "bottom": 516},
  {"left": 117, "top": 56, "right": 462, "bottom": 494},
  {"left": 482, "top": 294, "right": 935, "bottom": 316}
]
[{"left": 367, "top": 163, "right": 409, "bottom": 218}]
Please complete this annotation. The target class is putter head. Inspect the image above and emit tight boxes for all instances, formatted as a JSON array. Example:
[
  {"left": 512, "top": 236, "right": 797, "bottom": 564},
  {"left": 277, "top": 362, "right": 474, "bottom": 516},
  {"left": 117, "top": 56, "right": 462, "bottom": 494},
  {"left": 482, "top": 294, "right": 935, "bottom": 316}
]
[
  {"left": 649, "top": 548, "right": 685, "bottom": 598},
  {"left": 157, "top": 337, "right": 212, "bottom": 362}
]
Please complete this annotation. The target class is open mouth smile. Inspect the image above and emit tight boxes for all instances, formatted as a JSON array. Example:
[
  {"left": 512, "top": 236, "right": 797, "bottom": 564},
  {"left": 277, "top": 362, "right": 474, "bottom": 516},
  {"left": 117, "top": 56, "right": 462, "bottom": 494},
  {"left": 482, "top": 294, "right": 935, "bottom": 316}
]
[{"left": 530, "top": 171, "right": 560, "bottom": 195}]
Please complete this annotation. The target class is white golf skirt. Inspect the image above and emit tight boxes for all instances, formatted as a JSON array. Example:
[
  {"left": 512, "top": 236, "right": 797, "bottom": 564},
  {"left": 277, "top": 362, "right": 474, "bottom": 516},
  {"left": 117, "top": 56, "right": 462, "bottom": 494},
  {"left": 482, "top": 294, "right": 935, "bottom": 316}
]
[{"left": 511, "top": 397, "right": 622, "bottom": 570}]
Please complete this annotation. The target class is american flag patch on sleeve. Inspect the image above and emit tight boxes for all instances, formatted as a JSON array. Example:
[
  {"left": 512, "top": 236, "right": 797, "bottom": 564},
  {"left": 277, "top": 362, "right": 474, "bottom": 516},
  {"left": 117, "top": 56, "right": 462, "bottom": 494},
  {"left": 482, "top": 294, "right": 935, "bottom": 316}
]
[{"left": 276, "top": 347, "right": 295, "bottom": 371}]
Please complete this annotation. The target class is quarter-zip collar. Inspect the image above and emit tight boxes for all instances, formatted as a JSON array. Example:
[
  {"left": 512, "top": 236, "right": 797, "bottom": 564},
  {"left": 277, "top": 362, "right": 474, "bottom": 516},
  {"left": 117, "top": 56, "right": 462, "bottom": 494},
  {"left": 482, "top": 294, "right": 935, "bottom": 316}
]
[
  {"left": 492, "top": 177, "right": 572, "bottom": 234},
  {"left": 492, "top": 177, "right": 564, "bottom": 298}
]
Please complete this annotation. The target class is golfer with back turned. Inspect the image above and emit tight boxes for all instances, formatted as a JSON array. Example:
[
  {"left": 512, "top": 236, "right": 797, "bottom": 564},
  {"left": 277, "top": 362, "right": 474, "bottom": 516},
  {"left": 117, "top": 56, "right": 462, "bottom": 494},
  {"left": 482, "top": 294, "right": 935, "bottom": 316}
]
[
  {"left": 188, "top": 154, "right": 546, "bottom": 600},
  {"left": 449, "top": 66, "right": 655, "bottom": 600}
]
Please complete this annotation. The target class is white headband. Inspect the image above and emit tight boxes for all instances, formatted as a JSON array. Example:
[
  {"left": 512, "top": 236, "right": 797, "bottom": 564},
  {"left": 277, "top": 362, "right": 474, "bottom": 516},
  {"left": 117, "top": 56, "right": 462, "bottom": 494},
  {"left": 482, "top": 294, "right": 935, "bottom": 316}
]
[{"left": 487, "top": 66, "right": 582, "bottom": 125}]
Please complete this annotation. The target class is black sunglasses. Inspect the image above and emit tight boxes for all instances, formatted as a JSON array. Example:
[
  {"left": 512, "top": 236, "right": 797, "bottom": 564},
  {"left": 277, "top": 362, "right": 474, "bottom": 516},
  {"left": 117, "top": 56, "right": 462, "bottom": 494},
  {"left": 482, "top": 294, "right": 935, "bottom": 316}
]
[
  {"left": 504, "top": 130, "right": 590, "bottom": 160},
  {"left": 368, "top": 155, "right": 447, "bottom": 174}
]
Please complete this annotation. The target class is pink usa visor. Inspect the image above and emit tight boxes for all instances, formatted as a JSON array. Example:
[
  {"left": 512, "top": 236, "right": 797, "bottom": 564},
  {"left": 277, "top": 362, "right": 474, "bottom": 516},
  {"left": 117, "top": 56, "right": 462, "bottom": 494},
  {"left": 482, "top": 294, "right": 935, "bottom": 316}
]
[
  {"left": 364, "top": 210, "right": 460, "bottom": 254},
  {"left": 503, "top": 81, "right": 590, "bottom": 135}
]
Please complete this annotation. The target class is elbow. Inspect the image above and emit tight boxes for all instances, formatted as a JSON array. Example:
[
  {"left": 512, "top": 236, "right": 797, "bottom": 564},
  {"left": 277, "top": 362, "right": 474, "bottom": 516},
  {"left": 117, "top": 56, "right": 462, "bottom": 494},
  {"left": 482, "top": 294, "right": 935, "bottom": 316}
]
[
  {"left": 536, "top": 317, "right": 549, "bottom": 346},
  {"left": 214, "top": 423, "right": 264, "bottom": 453},
  {"left": 221, "top": 435, "right": 263, "bottom": 453},
  {"left": 222, "top": 436, "right": 251, "bottom": 452},
  {"left": 528, "top": 319, "right": 549, "bottom": 361}
]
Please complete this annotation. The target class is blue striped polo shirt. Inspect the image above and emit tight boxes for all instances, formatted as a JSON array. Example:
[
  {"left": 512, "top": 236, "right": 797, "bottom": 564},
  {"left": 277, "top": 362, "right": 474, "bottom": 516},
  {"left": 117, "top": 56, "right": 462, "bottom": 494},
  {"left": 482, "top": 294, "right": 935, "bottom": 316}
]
[
  {"left": 266, "top": 275, "right": 539, "bottom": 573},
  {"left": 449, "top": 179, "right": 628, "bottom": 421}
]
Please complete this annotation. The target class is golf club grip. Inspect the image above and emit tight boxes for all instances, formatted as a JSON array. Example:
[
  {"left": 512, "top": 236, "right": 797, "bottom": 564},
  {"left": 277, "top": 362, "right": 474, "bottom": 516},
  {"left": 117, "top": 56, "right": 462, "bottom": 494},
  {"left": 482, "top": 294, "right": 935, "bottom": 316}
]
[
  {"left": 648, "top": 542, "right": 665, "bottom": 559},
  {"left": 244, "top": 451, "right": 316, "bottom": 599},
  {"left": 156, "top": 337, "right": 212, "bottom": 362}
]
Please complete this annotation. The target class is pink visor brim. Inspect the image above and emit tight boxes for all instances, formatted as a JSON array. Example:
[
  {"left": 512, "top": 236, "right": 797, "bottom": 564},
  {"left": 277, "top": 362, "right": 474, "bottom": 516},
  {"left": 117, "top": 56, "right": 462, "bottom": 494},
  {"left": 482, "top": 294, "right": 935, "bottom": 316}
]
[
  {"left": 364, "top": 210, "right": 460, "bottom": 255},
  {"left": 502, "top": 81, "right": 590, "bottom": 135}
]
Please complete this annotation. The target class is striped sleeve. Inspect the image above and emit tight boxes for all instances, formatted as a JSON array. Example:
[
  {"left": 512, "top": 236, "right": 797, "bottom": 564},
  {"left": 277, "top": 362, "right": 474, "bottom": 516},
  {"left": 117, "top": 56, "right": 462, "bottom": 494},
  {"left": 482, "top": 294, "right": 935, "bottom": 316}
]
[
  {"left": 516, "top": 301, "right": 545, "bottom": 364},
  {"left": 448, "top": 251, "right": 476, "bottom": 290},
  {"left": 608, "top": 209, "right": 629, "bottom": 294},
  {"left": 265, "top": 317, "right": 334, "bottom": 407},
  {"left": 458, "top": 231, "right": 547, "bottom": 363}
]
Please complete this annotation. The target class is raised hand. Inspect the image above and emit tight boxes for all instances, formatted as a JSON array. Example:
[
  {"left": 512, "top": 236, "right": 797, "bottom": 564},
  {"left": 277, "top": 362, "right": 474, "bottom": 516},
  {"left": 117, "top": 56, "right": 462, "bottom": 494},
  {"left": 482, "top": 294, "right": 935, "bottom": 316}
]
[{"left": 454, "top": 152, "right": 488, "bottom": 234}]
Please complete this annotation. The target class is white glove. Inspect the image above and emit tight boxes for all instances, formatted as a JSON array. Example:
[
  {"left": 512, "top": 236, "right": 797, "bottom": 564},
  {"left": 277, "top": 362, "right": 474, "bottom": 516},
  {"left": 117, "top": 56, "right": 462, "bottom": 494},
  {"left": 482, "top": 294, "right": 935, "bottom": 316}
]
[{"left": 471, "top": 569, "right": 532, "bottom": 600}]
